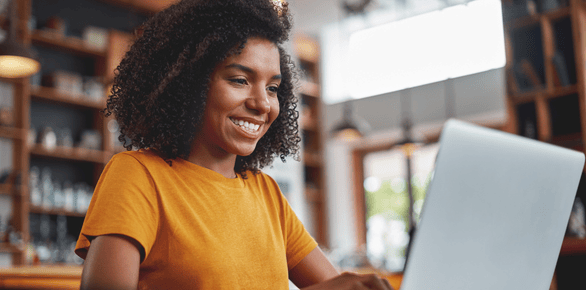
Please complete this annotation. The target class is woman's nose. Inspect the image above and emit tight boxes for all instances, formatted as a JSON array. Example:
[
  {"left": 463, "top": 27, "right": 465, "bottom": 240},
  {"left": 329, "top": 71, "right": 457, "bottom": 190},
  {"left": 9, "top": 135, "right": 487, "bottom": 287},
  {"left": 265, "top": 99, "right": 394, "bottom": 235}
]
[{"left": 246, "top": 87, "right": 271, "bottom": 114}]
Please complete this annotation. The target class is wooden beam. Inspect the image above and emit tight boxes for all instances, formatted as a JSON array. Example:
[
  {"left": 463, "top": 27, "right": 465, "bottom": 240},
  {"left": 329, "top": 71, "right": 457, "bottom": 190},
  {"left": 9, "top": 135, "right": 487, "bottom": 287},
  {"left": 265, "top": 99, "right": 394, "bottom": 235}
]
[
  {"left": 570, "top": 0, "right": 586, "bottom": 156},
  {"left": 540, "top": 16, "right": 555, "bottom": 93},
  {"left": 352, "top": 150, "right": 367, "bottom": 247},
  {"left": 535, "top": 93, "right": 552, "bottom": 142}
]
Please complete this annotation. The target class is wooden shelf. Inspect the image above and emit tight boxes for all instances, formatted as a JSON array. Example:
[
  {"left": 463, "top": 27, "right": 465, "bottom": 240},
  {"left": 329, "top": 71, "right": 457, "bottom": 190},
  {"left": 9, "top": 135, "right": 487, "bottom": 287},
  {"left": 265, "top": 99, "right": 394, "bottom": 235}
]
[
  {"left": 301, "top": 116, "right": 318, "bottom": 132},
  {"left": 304, "top": 187, "right": 320, "bottom": 203},
  {"left": 29, "top": 145, "right": 107, "bottom": 164},
  {"left": 560, "top": 237, "right": 586, "bottom": 256},
  {"left": 3, "top": 0, "right": 140, "bottom": 268},
  {"left": 98, "top": 0, "right": 174, "bottom": 13},
  {"left": 508, "top": 6, "right": 571, "bottom": 30},
  {"left": 31, "top": 30, "right": 106, "bottom": 59},
  {"left": 511, "top": 88, "right": 546, "bottom": 103},
  {"left": 550, "top": 133, "right": 584, "bottom": 151},
  {"left": 0, "top": 126, "right": 25, "bottom": 140},
  {"left": 548, "top": 85, "right": 579, "bottom": 99},
  {"left": 0, "top": 265, "right": 82, "bottom": 290},
  {"left": 29, "top": 206, "right": 85, "bottom": 218},
  {"left": 0, "top": 183, "right": 16, "bottom": 196},
  {"left": 300, "top": 81, "right": 320, "bottom": 99},
  {"left": 294, "top": 34, "right": 326, "bottom": 246},
  {"left": 0, "top": 243, "right": 20, "bottom": 254},
  {"left": 508, "top": 14, "right": 540, "bottom": 30},
  {"left": 511, "top": 85, "right": 577, "bottom": 104},
  {"left": 303, "top": 152, "right": 323, "bottom": 168},
  {"left": 545, "top": 6, "right": 571, "bottom": 21},
  {"left": 31, "top": 86, "right": 105, "bottom": 110}
]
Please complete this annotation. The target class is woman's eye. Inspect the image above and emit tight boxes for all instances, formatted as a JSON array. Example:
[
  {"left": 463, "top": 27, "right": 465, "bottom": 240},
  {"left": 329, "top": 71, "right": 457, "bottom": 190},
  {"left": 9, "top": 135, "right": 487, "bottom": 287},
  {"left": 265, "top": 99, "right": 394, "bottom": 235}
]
[
  {"left": 267, "top": 85, "right": 279, "bottom": 94},
  {"left": 229, "top": 78, "right": 247, "bottom": 85}
]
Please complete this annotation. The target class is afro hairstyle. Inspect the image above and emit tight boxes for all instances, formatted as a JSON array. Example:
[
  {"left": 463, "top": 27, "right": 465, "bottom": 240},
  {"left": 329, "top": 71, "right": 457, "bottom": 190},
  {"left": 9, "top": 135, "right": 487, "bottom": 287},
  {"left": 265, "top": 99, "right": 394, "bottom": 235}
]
[{"left": 105, "top": 0, "right": 301, "bottom": 176}]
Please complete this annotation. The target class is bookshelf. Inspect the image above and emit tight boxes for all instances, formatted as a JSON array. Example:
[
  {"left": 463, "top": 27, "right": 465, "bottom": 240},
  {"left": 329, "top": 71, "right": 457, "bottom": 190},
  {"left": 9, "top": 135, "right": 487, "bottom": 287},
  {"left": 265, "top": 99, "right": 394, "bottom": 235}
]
[
  {"left": 28, "top": 206, "right": 85, "bottom": 218},
  {"left": 29, "top": 145, "right": 108, "bottom": 164},
  {"left": 295, "top": 35, "right": 328, "bottom": 247},
  {"left": 0, "top": 0, "right": 146, "bottom": 266},
  {"left": 560, "top": 237, "right": 586, "bottom": 255},
  {"left": 30, "top": 30, "right": 107, "bottom": 58},
  {"left": 502, "top": 0, "right": 586, "bottom": 288},
  {"left": 97, "top": 0, "right": 176, "bottom": 14},
  {"left": 30, "top": 86, "right": 105, "bottom": 110}
]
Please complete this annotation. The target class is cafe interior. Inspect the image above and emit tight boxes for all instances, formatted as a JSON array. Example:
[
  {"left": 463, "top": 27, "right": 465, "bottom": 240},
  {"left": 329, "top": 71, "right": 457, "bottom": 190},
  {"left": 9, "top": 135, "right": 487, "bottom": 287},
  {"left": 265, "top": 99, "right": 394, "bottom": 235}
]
[{"left": 0, "top": 0, "right": 585, "bottom": 289}]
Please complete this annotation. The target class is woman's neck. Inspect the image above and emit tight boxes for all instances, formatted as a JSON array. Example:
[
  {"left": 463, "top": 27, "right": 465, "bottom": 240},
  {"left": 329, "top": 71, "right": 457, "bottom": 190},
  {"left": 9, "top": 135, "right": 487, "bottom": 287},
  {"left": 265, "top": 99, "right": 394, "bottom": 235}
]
[{"left": 187, "top": 144, "right": 238, "bottom": 179}]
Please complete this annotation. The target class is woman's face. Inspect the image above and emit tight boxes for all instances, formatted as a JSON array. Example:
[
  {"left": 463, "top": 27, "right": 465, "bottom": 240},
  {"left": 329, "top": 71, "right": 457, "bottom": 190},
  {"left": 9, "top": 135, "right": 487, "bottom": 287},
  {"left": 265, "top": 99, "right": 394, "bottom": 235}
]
[{"left": 194, "top": 37, "right": 281, "bottom": 157}]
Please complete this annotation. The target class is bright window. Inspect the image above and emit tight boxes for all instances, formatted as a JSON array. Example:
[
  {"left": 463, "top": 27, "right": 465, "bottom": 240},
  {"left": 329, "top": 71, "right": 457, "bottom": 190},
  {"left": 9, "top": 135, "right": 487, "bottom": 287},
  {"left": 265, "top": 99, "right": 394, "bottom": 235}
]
[
  {"left": 322, "top": 0, "right": 506, "bottom": 103},
  {"left": 363, "top": 143, "right": 440, "bottom": 272}
]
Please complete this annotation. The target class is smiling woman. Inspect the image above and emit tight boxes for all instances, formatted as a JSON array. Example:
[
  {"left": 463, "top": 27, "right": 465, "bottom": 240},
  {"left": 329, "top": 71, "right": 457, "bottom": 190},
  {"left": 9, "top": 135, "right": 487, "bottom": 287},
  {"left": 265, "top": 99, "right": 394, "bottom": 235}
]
[
  {"left": 190, "top": 37, "right": 283, "bottom": 172},
  {"left": 72, "top": 0, "right": 393, "bottom": 289}
]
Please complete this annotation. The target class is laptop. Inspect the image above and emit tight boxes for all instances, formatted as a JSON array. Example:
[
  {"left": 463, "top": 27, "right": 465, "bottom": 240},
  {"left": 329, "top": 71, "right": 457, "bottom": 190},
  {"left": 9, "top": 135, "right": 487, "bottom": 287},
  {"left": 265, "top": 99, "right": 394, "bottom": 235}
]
[{"left": 400, "top": 119, "right": 585, "bottom": 290}]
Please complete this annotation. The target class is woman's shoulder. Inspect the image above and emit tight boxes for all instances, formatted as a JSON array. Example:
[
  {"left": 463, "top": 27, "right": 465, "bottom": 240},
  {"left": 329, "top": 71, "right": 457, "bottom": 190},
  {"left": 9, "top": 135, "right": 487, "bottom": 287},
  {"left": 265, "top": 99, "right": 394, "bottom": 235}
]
[
  {"left": 248, "top": 170, "right": 281, "bottom": 191},
  {"left": 110, "top": 149, "right": 167, "bottom": 168},
  {"left": 248, "top": 169, "right": 272, "bottom": 181}
]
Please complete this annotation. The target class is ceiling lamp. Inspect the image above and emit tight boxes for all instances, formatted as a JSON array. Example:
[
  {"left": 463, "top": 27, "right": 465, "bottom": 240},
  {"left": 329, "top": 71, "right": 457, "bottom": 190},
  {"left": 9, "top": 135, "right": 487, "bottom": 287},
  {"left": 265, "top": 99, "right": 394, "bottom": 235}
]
[
  {"left": 331, "top": 100, "right": 368, "bottom": 141},
  {"left": 0, "top": 0, "right": 40, "bottom": 78}
]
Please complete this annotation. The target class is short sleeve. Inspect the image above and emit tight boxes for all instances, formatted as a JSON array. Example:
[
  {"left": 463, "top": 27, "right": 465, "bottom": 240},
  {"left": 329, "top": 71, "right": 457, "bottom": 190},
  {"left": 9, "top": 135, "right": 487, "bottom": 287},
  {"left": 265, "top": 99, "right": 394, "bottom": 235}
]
[{"left": 75, "top": 153, "right": 160, "bottom": 262}]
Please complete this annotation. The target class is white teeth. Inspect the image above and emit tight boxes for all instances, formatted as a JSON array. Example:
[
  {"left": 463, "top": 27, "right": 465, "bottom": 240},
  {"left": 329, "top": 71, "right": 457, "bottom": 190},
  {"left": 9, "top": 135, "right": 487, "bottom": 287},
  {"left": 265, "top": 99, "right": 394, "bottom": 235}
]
[{"left": 230, "top": 118, "right": 260, "bottom": 132}]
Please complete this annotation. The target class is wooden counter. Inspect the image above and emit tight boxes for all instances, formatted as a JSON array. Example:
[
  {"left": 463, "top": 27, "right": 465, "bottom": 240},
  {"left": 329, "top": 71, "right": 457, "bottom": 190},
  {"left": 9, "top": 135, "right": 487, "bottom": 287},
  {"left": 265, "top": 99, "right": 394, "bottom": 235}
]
[
  {"left": 0, "top": 265, "right": 402, "bottom": 289},
  {"left": 0, "top": 266, "right": 82, "bottom": 290}
]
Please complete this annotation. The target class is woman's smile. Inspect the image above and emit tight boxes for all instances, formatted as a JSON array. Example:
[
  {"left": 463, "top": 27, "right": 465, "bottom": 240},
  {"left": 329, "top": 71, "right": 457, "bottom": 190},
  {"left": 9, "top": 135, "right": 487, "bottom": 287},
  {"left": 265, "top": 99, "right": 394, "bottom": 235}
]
[
  {"left": 190, "top": 37, "right": 281, "bottom": 158},
  {"left": 229, "top": 117, "right": 262, "bottom": 134}
]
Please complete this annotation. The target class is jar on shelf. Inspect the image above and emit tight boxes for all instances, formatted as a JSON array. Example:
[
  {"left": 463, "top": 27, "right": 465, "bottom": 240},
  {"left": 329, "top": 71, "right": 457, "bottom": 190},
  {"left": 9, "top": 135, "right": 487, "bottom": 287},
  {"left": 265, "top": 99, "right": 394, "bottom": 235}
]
[
  {"left": 29, "top": 166, "right": 42, "bottom": 207},
  {"left": 40, "top": 167, "right": 54, "bottom": 210}
]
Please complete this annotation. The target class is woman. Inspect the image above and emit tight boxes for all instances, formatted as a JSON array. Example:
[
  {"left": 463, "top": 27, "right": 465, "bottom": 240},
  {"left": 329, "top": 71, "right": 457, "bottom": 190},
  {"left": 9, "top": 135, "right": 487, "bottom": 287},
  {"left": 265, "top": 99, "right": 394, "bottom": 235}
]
[{"left": 75, "top": 0, "right": 393, "bottom": 289}]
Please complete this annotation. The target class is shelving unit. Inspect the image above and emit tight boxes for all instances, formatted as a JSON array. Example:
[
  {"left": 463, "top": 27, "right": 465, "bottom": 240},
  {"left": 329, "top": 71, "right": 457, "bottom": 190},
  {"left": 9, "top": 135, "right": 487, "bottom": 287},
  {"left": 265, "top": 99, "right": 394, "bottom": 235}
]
[
  {"left": 28, "top": 206, "right": 85, "bottom": 218},
  {"left": 0, "top": 126, "right": 25, "bottom": 140},
  {"left": 295, "top": 35, "right": 328, "bottom": 247},
  {"left": 0, "top": 243, "right": 20, "bottom": 254},
  {"left": 0, "top": 0, "right": 147, "bottom": 266},
  {"left": 29, "top": 145, "right": 108, "bottom": 164},
  {"left": 502, "top": 0, "right": 586, "bottom": 288},
  {"left": 30, "top": 30, "right": 107, "bottom": 58},
  {"left": 30, "top": 87, "right": 106, "bottom": 110},
  {"left": 560, "top": 237, "right": 586, "bottom": 255},
  {"left": 97, "top": 0, "right": 176, "bottom": 14}
]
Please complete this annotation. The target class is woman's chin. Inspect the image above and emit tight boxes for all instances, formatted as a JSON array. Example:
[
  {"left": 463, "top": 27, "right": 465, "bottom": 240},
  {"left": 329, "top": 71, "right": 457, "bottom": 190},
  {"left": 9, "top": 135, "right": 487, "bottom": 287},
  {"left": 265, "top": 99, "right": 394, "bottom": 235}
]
[
  {"left": 236, "top": 150, "right": 255, "bottom": 157},
  {"left": 230, "top": 145, "right": 257, "bottom": 158}
]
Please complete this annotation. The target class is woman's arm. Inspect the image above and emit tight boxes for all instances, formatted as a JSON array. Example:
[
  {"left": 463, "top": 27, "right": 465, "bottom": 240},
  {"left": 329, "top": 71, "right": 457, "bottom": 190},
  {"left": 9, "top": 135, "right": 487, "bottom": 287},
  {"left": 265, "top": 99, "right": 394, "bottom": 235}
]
[
  {"left": 79, "top": 234, "right": 141, "bottom": 290},
  {"left": 289, "top": 247, "right": 339, "bottom": 287},
  {"left": 290, "top": 247, "right": 394, "bottom": 290}
]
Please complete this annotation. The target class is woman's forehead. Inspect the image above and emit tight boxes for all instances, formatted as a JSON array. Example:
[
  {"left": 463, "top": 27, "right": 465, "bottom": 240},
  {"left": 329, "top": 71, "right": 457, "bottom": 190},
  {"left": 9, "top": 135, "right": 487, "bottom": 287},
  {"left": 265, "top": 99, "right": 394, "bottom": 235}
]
[{"left": 219, "top": 37, "right": 281, "bottom": 74}]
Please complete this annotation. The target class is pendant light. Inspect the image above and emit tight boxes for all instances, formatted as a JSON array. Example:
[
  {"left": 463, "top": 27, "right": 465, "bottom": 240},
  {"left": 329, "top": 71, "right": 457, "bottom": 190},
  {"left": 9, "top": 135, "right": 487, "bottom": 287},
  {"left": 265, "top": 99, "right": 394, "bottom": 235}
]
[
  {"left": 0, "top": 0, "right": 40, "bottom": 78},
  {"left": 331, "top": 100, "right": 368, "bottom": 141}
]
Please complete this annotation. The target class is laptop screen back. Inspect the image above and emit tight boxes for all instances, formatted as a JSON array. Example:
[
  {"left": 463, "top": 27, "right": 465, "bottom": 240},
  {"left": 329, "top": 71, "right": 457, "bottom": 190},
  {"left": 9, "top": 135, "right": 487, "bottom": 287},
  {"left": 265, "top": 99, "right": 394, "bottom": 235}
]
[{"left": 400, "top": 119, "right": 584, "bottom": 290}]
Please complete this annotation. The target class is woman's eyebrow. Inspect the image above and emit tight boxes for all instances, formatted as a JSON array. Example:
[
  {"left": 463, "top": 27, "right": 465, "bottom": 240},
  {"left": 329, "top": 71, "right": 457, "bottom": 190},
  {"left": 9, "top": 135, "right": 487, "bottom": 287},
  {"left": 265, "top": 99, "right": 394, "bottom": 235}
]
[
  {"left": 226, "top": 63, "right": 253, "bottom": 73},
  {"left": 225, "top": 63, "right": 282, "bottom": 80}
]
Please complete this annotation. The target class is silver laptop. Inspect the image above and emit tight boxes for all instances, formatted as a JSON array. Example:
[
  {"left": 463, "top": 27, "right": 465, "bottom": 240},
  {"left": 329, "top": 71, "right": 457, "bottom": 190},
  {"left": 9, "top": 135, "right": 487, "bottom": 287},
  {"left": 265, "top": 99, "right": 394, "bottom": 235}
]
[{"left": 401, "top": 119, "right": 585, "bottom": 290}]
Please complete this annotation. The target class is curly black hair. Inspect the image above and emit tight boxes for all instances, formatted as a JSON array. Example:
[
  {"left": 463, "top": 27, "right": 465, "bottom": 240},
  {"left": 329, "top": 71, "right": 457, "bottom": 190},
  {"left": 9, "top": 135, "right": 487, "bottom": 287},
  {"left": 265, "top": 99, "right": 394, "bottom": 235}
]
[{"left": 105, "top": 0, "right": 301, "bottom": 176}]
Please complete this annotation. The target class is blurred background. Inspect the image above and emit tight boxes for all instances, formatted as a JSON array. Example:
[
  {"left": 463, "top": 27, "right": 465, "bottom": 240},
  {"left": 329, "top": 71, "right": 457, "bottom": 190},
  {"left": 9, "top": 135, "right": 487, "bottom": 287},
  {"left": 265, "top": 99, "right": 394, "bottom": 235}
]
[{"left": 0, "top": 0, "right": 585, "bottom": 289}]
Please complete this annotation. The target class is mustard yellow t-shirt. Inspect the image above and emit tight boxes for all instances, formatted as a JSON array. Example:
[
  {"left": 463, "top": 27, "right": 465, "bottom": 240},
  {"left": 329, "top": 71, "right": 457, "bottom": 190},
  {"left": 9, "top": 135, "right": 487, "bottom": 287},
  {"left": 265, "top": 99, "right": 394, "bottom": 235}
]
[{"left": 75, "top": 149, "right": 317, "bottom": 289}]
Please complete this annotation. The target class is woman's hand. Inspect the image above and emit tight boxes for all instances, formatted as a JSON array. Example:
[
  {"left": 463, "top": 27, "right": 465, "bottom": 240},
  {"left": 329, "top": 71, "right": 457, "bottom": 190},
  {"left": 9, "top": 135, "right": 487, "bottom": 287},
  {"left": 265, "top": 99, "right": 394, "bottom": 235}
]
[{"left": 300, "top": 272, "right": 395, "bottom": 290}]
